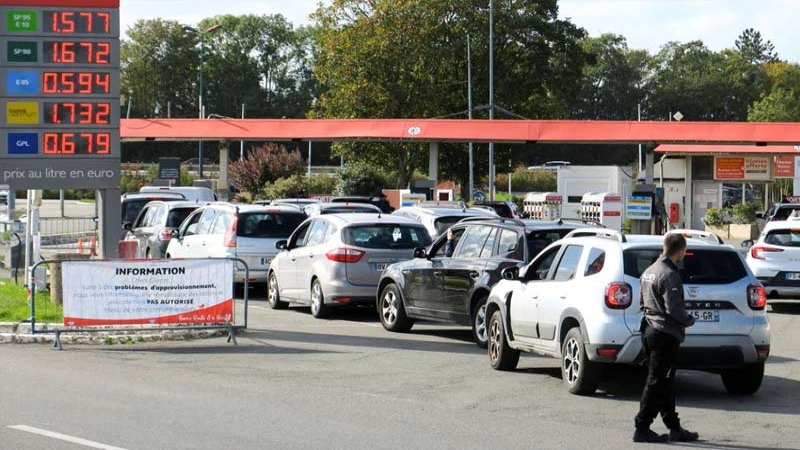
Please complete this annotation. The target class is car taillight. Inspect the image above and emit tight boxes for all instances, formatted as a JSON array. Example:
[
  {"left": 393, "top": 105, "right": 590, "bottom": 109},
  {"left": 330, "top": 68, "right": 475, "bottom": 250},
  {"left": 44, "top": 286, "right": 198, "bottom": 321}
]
[
  {"left": 159, "top": 228, "right": 173, "bottom": 241},
  {"left": 750, "top": 245, "right": 783, "bottom": 260},
  {"left": 325, "top": 247, "right": 365, "bottom": 263},
  {"left": 224, "top": 217, "right": 238, "bottom": 248},
  {"left": 605, "top": 282, "right": 632, "bottom": 309},
  {"left": 747, "top": 284, "right": 767, "bottom": 310}
]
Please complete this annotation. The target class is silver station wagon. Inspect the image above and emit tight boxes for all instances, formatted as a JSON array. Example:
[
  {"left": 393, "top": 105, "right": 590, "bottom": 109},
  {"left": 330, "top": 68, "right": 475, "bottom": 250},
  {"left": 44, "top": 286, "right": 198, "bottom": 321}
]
[{"left": 267, "top": 213, "right": 432, "bottom": 318}]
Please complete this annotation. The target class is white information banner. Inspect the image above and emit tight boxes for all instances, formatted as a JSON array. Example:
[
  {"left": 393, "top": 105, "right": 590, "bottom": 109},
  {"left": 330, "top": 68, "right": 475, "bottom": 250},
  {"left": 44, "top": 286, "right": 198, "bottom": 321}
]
[{"left": 62, "top": 260, "right": 234, "bottom": 326}]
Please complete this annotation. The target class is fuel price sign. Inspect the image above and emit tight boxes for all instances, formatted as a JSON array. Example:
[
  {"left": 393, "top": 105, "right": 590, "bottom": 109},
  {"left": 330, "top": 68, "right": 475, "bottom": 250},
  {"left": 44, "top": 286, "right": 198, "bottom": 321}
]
[{"left": 0, "top": 0, "right": 120, "bottom": 189}]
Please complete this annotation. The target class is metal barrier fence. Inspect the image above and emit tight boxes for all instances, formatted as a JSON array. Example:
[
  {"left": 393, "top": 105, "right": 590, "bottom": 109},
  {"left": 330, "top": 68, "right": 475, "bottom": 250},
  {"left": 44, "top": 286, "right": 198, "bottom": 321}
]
[
  {"left": 29, "top": 257, "right": 249, "bottom": 350},
  {"left": 38, "top": 217, "right": 99, "bottom": 251}
]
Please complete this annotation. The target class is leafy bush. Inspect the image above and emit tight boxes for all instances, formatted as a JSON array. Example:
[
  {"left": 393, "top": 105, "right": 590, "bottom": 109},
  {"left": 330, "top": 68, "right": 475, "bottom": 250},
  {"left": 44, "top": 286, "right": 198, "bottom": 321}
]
[
  {"left": 492, "top": 167, "right": 557, "bottom": 193},
  {"left": 263, "top": 174, "right": 337, "bottom": 199},
  {"left": 702, "top": 207, "right": 726, "bottom": 227},
  {"left": 730, "top": 202, "right": 757, "bottom": 224},
  {"left": 335, "top": 161, "right": 386, "bottom": 196},
  {"left": 228, "top": 144, "right": 304, "bottom": 194}
]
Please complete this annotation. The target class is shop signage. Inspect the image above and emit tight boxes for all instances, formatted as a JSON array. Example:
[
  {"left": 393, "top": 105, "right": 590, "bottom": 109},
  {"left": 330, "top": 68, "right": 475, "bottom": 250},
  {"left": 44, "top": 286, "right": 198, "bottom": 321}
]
[
  {"left": 774, "top": 156, "right": 795, "bottom": 178},
  {"left": 714, "top": 156, "right": 770, "bottom": 181}
]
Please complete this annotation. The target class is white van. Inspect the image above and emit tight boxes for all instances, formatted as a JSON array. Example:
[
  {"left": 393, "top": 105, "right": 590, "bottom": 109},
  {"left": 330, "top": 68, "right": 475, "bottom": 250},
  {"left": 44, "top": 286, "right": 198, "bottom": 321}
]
[{"left": 139, "top": 186, "right": 216, "bottom": 203}]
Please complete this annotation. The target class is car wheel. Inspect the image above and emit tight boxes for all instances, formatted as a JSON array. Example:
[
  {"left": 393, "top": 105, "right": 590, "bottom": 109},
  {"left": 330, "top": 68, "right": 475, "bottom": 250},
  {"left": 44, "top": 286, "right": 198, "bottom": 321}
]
[
  {"left": 721, "top": 362, "right": 764, "bottom": 395},
  {"left": 561, "top": 327, "right": 600, "bottom": 395},
  {"left": 488, "top": 310, "right": 519, "bottom": 371},
  {"left": 471, "top": 296, "right": 489, "bottom": 348},
  {"left": 378, "top": 283, "right": 413, "bottom": 332},
  {"left": 310, "top": 279, "right": 330, "bottom": 319},
  {"left": 267, "top": 272, "right": 289, "bottom": 310}
]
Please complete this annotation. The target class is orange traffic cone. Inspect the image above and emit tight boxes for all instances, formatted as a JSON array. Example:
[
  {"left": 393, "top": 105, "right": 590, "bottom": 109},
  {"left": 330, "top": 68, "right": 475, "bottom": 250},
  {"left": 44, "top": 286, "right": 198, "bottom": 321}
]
[
  {"left": 90, "top": 236, "right": 97, "bottom": 256},
  {"left": 77, "top": 237, "right": 84, "bottom": 253}
]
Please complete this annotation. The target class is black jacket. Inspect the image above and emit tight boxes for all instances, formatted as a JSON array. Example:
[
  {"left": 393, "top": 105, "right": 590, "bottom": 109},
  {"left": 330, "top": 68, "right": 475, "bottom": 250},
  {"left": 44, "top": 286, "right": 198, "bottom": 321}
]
[{"left": 639, "top": 255, "right": 694, "bottom": 342}]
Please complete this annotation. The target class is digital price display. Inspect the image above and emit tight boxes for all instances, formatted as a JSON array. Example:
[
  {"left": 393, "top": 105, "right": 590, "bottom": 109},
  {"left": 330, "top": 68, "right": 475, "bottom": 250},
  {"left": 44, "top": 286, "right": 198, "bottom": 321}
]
[
  {"left": 44, "top": 40, "right": 111, "bottom": 64},
  {"left": 43, "top": 131, "right": 111, "bottom": 154},
  {"left": 0, "top": 0, "right": 120, "bottom": 189},
  {"left": 43, "top": 71, "right": 112, "bottom": 94},
  {"left": 44, "top": 101, "right": 111, "bottom": 125},
  {"left": 44, "top": 10, "right": 112, "bottom": 34}
]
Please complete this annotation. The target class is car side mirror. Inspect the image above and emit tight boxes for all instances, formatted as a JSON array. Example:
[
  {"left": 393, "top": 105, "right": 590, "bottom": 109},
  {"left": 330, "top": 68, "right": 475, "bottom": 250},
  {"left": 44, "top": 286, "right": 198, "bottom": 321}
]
[
  {"left": 413, "top": 247, "right": 427, "bottom": 259},
  {"left": 171, "top": 229, "right": 180, "bottom": 239},
  {"left": 123, "top": 222, "right": 133, "bottom": 231},
  {"left": 501, "top": 266, "right": 519, "bottom": 281},
  {"left": 741, "top": 239, "right": 754, "bottom": 249},
  {"left": 276, "top": 240, "right": 288, "bottom": 250},
  {"left": 755, "top": 213, "right": 764, "bottom": 219}
]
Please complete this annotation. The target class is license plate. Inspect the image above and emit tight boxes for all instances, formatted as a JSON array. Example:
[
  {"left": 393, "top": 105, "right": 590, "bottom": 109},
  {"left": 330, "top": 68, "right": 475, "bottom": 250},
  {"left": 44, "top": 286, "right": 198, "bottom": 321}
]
[
  {"left": 375, "top": 263, "right": 388, "bottom": 271},
  {"left": 690, "top": 309, "right": 719, "bottom": 322},
  {"left": 786, "top": 272, "right": 800, "bottom": 280},
  {"left": 260, "top": 258, "right": 272, "bottom": 266}
]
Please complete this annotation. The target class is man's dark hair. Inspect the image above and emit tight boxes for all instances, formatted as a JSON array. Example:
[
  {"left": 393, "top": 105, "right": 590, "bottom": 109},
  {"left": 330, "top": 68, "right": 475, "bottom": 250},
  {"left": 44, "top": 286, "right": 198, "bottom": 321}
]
[{"left": 663, "top": 234, "right": 687, "bottom": 257}]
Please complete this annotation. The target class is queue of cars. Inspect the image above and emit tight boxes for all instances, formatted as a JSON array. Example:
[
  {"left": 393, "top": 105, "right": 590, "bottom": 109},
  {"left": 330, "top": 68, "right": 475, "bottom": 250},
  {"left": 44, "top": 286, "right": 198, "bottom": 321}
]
[{"left": 123, "top": 191, "right": 774, "bottom": 397}]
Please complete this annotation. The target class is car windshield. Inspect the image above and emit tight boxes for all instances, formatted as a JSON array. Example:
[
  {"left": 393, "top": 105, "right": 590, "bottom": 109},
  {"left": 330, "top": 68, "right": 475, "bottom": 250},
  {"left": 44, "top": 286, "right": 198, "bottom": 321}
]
[
  {"left": 122, "top": 199, "right": 149, "bottom": 224},
  {"left": 434, "top": 216, "right": 466, "bottom": 235},
  {"left": 166, "top": 208, "right": 196, "bottom": 228},
  {"left": 343, "top": 225, "right": 431, "bottom": 249},
  {"left": 623, "top": 248, "right": 748, "bottom": 284},
  {"left": 773, "top": 206, "right": 800, "bottom": 220},
  {"left": 764, "top": 228, "right": 800, "bottom": 247},
  {"left": 237, "top": 212, "right": 305, "bottom": 238},
  {"left": 527, "top": 229, "right": 574, "bottom": 258}
]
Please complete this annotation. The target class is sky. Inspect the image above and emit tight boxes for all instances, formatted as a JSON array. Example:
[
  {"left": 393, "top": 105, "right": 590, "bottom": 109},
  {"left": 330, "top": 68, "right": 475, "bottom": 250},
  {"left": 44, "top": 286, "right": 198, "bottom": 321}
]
[{"left": 120, "top": 0, "right": 800, "bottom": 63}]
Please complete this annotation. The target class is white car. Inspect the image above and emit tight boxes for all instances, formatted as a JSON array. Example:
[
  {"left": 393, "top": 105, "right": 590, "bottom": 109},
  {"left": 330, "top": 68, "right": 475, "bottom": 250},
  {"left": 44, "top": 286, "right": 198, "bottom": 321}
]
[
  {"left": 165, "top": 203, "right": 306, "bottom": 284},
  {"left": 486, "top": 229, "right": 770, "bottom": 396},
  {"left": 744, "top": 220, "right": 800, "bottom": 302},
  {"left": 392, "top": 202, "right": 498, "bottom": 240}
]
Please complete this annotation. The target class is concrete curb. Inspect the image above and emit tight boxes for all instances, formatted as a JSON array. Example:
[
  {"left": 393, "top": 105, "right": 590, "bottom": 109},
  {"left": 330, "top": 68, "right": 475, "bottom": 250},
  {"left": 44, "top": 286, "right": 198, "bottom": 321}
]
[{"left": 0, "top": 322, "right": 232, "bottom": 345}]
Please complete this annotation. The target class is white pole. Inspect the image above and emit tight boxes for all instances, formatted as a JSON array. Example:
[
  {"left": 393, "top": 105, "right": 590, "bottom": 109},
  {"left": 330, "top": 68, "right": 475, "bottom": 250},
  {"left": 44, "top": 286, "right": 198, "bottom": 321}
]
[
  {"left": 508, "top": 160, "right": 512, "bottom": 197},
  {"left": 307, "top": 141, "right": 312, "bottom": 177},
  {"left": 24, "top": 190, "right": 32, "bottom": 289},
  {"left": 488, "top": 0, "right": 495, "bottom": 201},
  {"left": 240, "top": 103, "right": 245, "bottom": 160}
]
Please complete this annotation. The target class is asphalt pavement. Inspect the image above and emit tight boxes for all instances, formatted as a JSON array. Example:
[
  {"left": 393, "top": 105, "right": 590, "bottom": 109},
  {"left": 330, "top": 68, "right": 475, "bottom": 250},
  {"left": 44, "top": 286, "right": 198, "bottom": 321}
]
[{"left": 1, "top": 297, "right": 800, "bottom": 450}]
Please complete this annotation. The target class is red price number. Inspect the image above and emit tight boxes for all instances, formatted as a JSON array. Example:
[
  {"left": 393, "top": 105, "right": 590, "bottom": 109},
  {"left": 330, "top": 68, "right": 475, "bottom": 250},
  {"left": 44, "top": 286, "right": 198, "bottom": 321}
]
[
  {"left": 44, "top": 102, "right": 111, "bottom": 125},
  {"left": 43, "top": 132, "right": 111, "bottom": 155},
  {"left": 45, "top": 41, "right": 111, "bottom": 65},
  {"left": 43, "top": 72, "right": 111, "bottom": 95},
  {"left": 45, "top": 11, "right": 111, "bottom": 34}
]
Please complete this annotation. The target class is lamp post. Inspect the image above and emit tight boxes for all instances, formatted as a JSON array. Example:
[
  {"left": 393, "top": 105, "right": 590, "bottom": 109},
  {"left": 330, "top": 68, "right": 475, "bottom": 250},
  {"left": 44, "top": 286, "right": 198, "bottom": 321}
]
[
  {"left": 183, "top": 24, "right": 222, "bottom": 179},
  {"left": 488, "top": 0, "right": 495, "bottom": 201}
]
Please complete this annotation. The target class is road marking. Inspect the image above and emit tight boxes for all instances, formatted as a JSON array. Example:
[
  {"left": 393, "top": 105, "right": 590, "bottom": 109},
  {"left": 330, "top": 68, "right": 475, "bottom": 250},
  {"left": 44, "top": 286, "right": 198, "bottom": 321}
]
[{"left": 8, "top": 425, "right": 129, "bottom": 450}]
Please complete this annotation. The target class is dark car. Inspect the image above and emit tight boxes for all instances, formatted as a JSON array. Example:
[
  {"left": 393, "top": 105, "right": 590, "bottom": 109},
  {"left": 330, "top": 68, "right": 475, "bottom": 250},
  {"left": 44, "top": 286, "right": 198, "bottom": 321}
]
[
  {"left": 376, "top": 218, "right": 597, "bottom": 347},
  {"left": 331, "top": 196, "right": 393, "bottom": 213},
  {"left": 473, "top": 201, "right": 520, "bottom": 218},
  {"left": 123, "top": 200, "right": 201, "bottom": 258},
  {"left": 121, "top": 192, "right": 186, "bottom": 231}
]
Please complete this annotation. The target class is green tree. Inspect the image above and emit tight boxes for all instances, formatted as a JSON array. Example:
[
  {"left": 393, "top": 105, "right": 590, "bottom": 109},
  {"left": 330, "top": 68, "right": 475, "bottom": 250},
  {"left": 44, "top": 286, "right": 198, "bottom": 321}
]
[
  {"left": 735, "top": 28, "right": 779, "bottom": 65},
  {"left": 311, "top": 0, "right": 587, "bottom": 189},
  {"left": 749, "top": 88, "right": 800, "bottom": 122}
]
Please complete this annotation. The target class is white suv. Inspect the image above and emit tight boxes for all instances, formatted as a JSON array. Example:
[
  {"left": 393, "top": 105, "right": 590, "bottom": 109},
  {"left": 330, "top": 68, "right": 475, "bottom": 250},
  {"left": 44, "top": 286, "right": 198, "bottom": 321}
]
[
  {"left": 486, "top": 229, "right": 771, "bottom": 396},
  {"left": 744, "top": 219, "right": 800, "bottom": 303}
]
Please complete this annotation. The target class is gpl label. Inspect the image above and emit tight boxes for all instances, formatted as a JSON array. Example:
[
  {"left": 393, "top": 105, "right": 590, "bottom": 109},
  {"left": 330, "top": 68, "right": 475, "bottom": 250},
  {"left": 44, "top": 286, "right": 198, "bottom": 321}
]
[{"left": 7, "top": 133, "right": 38, "bottom": 155}]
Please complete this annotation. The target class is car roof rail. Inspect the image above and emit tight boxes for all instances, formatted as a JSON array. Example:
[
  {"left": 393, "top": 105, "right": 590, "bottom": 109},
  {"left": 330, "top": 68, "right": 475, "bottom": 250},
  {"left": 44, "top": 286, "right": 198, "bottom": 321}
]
[
  {"left": 458, "top": 216, "right": 526, "bottom": 227},
  {"left": 665, "top": 228, "right": 725, "bottom": 245},
  {"left": 554, "top": 218, "right": 606, "bottom": 228},
  {"left": 564, "top": 228, "right": 626, "bottom": 243},
  {"left": 416, "top": 200, "right": 467, "bottom": 211}
]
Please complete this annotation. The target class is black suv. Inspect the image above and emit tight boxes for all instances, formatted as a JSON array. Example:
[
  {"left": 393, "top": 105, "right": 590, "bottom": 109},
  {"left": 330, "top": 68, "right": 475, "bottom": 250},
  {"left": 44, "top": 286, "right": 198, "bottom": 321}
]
[{"left": 376, "top": 218, "right": 596, "bottom": 347}]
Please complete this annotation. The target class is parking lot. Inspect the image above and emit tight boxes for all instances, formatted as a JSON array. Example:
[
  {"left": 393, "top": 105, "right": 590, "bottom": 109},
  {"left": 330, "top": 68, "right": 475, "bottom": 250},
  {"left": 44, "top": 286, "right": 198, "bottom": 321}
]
[{"left": 1, "top": 296, "right": 799, "bottom": 450}]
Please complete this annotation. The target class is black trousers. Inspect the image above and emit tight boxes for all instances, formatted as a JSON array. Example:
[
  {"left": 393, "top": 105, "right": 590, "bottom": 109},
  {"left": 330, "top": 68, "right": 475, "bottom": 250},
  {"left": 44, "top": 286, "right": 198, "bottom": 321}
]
[{"left": 634, "top": 326, "right": 681, "bottom": 430}]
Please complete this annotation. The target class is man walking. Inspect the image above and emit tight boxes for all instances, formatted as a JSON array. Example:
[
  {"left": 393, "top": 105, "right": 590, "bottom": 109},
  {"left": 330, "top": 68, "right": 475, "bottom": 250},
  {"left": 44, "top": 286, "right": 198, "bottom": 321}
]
[{"left": 633, "top": 234, "right": 700, "bottom": 443}]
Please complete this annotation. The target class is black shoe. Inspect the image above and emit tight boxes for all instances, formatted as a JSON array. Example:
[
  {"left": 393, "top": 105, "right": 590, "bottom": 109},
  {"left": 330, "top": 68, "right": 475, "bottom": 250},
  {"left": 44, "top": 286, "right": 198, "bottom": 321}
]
[
  {"left": 669, "top": 427, "right": 699, "bottom": 442},
  {"left": 633, "top": 428, "right": 669, "bottom": 443}
]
